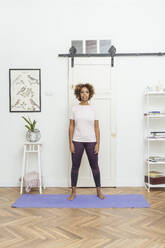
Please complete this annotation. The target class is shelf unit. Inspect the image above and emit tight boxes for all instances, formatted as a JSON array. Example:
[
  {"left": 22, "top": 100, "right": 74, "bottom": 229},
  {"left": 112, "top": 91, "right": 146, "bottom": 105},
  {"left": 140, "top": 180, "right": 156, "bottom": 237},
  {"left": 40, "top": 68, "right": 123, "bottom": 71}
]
[{"left": 144, "top": 90, "right": 165, "bottom": 191}]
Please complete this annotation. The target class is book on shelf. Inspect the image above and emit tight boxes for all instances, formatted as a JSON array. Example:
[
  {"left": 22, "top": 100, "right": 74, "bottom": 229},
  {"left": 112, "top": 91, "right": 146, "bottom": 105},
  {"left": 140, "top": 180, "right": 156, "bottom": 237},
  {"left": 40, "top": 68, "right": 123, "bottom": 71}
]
[
  {"left": 144, "top": 111, "right": 165, "bottom": 116},
  {"left": 149, "top": 111, "right": 161, "bottom": 113},
  {"left": 147, "top": 131, "right": 165, "bottom": 139},
  {"left": 150, "top": 131, "right": 165, "bottom": 134},
  {"left": 151, "top": 131, "right": 165, "bottom": 136},
  {"left": 148, "top": 171, "right": 164, "bottom": 178},
  {"left": 147, "top": 136, "right": 165, "bottom": 139},
  {"left": 146, "top": 156, "right": 165, "bottom": 162}
]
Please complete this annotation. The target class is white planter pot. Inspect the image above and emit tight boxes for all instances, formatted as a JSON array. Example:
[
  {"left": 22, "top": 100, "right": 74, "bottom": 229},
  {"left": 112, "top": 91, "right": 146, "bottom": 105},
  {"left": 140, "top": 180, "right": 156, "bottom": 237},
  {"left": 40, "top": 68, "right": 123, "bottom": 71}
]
[{"left": 26, "top": 129, "right": 41, "bottom": 142}]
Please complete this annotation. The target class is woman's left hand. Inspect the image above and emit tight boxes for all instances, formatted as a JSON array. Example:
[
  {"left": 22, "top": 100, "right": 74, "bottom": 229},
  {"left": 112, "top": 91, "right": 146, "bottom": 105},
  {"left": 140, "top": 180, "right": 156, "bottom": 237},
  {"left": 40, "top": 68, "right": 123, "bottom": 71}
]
[{"left": 94, "top": 143, "right": 99, "bottom": 154}]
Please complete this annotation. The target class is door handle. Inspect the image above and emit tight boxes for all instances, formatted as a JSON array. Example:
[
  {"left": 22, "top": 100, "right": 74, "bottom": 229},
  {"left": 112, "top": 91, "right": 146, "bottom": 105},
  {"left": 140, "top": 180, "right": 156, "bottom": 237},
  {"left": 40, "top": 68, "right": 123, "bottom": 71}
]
[
  {"left": 111, "top": 132, "right": 116, "bottom": 137},
  {"left": 71, "top": 84, "right": 75, "bottom": 89}
]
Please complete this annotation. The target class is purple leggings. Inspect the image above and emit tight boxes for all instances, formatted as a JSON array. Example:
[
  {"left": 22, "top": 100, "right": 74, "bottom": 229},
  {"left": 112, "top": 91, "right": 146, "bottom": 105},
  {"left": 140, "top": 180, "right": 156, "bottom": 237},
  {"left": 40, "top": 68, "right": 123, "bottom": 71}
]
[{"left": 71, "top": 140, "right": 101, "bottom": 187}]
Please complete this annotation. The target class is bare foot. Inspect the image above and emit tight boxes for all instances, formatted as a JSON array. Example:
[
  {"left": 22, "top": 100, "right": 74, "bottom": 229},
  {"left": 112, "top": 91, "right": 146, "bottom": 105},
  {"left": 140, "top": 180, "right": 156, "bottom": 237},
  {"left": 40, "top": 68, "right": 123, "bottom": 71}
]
[
  {"left": 97, "top": 187, "right": 106, "bottom": 200},
  {"left": 67, "top": 187, "right": 76, "bottom": 200}
]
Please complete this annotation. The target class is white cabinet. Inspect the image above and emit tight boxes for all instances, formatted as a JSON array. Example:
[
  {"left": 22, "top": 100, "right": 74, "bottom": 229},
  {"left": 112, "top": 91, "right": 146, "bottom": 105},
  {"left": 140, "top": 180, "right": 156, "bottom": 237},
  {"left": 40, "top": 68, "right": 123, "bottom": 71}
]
[{"left": 144, "top": 90, "right": 165, "bottom": 191}]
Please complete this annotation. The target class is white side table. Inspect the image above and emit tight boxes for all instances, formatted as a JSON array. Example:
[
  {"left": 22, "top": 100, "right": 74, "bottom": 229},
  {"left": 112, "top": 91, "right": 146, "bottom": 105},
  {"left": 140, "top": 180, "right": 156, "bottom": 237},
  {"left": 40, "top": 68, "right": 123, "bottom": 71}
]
[{"left": 20, "top": 142, "right": 45, "bottom": 194}]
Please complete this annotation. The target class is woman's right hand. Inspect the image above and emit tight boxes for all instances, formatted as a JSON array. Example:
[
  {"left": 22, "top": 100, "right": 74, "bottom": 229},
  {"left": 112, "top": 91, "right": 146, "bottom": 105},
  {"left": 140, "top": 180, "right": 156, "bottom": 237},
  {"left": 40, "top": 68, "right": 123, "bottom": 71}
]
[{"left": 70, "top": 142, "right": 75, "bottom": 153}]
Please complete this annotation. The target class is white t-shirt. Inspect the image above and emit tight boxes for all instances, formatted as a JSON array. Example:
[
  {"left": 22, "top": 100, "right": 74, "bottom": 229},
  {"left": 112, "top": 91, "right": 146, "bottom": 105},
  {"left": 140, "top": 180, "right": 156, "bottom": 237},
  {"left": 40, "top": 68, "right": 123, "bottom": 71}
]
[{"left": 69, "top": 104, "right": 98, "bottom": 142}]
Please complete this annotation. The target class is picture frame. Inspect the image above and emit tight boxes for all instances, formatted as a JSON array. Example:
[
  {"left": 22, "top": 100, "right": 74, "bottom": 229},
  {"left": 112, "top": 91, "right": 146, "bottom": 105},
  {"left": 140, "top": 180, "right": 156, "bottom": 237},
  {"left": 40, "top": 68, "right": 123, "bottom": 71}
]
[
  {"left": 71, "top": 40, "right": 83, "bottom": 53},
  {"left": 71, "top": 39, "right": 112, "bottom": 54},
  {"left": 9, "top": 68, "right": 41, "bottom": 112}
]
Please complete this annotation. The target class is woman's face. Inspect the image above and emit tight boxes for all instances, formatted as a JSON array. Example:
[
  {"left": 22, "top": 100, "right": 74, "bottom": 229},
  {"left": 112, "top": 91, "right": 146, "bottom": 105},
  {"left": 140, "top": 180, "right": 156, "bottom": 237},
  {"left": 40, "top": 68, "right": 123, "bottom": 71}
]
[{"left": 80, "top": 87, "right": 89, "bottom": 101}]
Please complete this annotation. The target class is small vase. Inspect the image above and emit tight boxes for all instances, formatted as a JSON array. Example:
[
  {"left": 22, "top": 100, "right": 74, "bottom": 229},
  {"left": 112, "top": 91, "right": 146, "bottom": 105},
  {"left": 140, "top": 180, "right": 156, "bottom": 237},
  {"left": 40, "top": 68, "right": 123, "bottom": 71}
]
[{"left": 26, "top": 129, "right": 41, "bottom": 142}]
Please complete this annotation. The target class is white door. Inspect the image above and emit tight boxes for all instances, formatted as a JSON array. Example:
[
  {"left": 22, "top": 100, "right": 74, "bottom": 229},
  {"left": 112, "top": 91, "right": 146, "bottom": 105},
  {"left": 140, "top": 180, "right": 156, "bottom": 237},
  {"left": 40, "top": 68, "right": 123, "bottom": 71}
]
[{"left": 68, "top": 57, "right": 117, "bottom": 187}]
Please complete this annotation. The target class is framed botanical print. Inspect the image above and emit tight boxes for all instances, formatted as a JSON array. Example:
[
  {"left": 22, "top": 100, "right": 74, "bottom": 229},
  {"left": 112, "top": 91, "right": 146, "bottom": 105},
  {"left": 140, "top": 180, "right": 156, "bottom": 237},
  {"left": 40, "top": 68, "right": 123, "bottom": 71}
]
[{"left": 9, "top": 69, "right": 41, "bottom": 112}]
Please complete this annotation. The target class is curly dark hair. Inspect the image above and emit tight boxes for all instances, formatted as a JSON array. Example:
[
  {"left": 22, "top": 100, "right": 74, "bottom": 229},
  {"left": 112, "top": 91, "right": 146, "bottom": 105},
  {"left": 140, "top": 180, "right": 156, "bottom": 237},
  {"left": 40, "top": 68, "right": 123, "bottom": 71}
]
[{"left": 74, "top": 83, "right": 95, "bottom": 101}]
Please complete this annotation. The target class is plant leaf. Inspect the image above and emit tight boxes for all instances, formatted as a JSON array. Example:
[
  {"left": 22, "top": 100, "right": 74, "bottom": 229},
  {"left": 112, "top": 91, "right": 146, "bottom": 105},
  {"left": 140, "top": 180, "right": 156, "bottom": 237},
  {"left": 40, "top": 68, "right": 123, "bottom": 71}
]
[
  {"left": 22, "top": 116, "right": 32, "bottom": 126},
  {"left": 25, "top": 125, "right": 32, "bottom": 131},
  {"left": 33, "top": 120, "right": 36, "bottom": 128},
  {"left": 28, "top": 116, "right": 32, "bottom": 124}
]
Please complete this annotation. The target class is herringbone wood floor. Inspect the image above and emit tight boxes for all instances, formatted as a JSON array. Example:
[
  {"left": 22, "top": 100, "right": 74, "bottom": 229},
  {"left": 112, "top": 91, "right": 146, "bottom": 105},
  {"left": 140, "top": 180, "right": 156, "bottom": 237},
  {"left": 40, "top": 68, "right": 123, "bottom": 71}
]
[{"left": 1, "top": 187, "right": 165, "bottom": 248}]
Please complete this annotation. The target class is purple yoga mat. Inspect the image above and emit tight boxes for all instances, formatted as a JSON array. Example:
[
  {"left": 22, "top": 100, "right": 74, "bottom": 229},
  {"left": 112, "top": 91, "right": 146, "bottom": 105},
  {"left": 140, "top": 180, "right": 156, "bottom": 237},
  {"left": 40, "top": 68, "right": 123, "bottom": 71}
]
[{"left": 11, "top": 194, "right": 150, "bottom": 208}]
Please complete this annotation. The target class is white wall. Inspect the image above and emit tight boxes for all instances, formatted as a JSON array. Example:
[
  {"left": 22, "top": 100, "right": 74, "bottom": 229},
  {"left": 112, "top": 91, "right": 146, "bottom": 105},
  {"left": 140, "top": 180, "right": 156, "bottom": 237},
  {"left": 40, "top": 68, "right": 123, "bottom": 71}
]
[{"left": 0, "top": 0, "right": 165, "bottom": 187}]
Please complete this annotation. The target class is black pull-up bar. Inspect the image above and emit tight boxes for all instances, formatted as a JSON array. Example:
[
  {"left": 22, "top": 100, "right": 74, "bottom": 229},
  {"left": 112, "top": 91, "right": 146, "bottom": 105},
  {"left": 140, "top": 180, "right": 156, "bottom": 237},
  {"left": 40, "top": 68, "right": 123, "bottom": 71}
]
[{"left": 58, "top": 45, "right": 165, "bottom": 68}]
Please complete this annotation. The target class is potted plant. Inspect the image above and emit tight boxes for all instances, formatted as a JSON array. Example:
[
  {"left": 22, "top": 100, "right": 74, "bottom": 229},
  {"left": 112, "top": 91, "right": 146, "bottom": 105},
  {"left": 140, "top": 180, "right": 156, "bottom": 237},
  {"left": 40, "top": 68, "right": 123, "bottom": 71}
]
[{"left": 22, "top": 116, "right": 41, "bottom": 142}]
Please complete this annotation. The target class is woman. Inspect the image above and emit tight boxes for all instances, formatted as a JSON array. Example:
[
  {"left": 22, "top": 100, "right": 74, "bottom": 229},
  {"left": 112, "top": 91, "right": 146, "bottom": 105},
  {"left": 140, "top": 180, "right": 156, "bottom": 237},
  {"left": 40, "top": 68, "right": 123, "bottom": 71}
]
[{"left": 68, "top": 83, "right": 105, "bottom": 200}]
